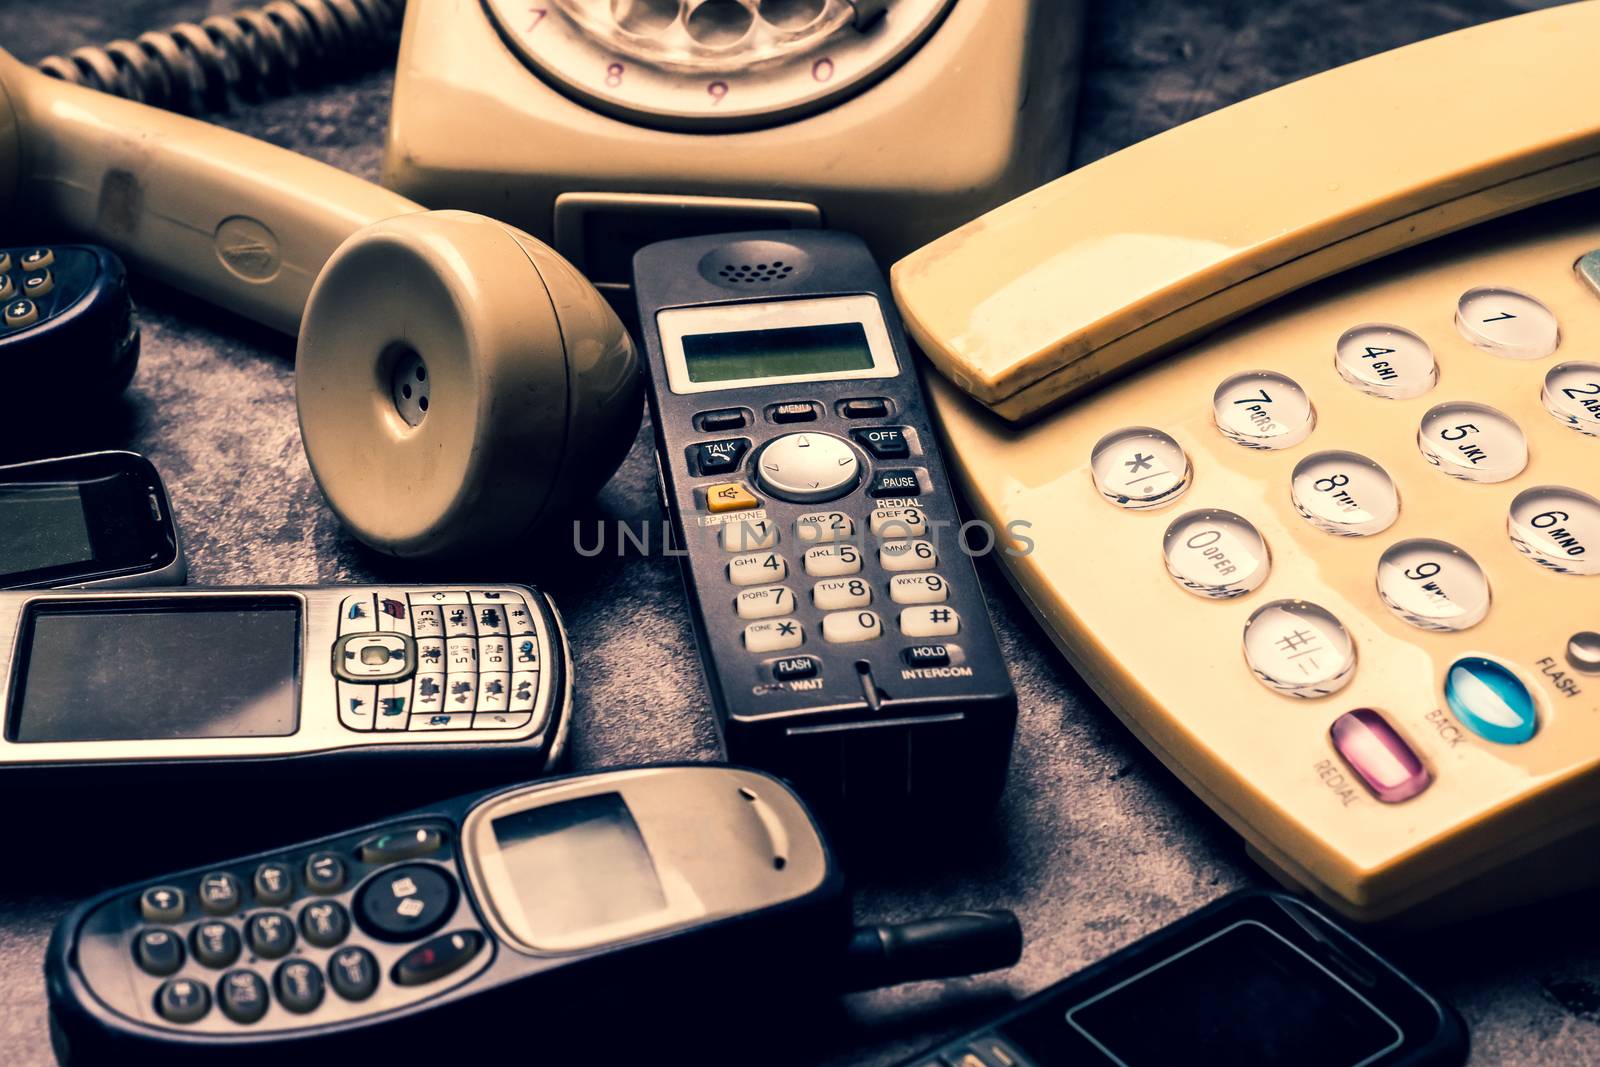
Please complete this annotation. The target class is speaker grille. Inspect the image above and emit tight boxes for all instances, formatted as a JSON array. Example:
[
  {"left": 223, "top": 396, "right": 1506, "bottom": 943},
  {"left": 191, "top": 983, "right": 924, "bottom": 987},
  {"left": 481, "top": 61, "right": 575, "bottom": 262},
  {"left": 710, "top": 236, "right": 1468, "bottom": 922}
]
[{"left": 717, "top": 261, "right": 796, "bottom": 284}]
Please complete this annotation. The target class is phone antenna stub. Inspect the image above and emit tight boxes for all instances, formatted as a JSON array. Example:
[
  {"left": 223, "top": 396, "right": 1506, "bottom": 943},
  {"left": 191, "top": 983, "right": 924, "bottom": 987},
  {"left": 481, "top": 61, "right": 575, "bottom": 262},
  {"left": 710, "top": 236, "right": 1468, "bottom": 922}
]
[{"left": 295, "top": 210, "right": 641, "bottom": 561}]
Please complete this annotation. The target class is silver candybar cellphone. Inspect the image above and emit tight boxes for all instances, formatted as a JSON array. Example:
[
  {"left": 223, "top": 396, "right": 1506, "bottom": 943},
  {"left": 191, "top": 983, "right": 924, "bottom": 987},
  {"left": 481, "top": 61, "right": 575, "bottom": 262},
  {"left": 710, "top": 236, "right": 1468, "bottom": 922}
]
[{"left": 0, "top": 584, "right": 568, "bottom": 783}]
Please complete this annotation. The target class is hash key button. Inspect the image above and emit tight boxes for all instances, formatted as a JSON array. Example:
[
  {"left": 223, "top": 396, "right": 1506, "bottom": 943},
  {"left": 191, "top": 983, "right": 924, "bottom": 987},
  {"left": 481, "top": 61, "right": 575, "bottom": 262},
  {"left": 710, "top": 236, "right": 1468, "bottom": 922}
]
[{"left": 901, "top": 606, "right": 960, "bottom": 637}]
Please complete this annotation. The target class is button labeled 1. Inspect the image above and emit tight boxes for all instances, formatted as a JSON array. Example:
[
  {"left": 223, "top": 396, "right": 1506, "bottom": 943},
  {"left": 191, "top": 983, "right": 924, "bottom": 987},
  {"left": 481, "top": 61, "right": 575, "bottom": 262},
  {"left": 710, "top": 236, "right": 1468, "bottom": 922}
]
[{"left": 1456, "top": 286, "right": 1559, "bottom": 359}]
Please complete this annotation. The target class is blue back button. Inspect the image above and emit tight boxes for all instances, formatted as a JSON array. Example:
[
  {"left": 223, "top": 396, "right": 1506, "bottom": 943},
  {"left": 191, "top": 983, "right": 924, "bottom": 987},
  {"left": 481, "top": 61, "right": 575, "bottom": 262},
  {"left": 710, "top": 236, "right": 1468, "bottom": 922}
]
[{"left": 1445, "top": 656, "right": 1538, "bottom": 744}]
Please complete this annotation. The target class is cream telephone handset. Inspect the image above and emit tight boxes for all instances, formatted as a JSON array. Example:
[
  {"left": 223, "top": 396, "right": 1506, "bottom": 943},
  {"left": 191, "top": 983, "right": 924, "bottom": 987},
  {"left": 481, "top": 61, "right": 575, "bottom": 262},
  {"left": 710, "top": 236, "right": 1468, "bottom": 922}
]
[
  {"left": 0, "top": 42, "right": 639, "bottom": 562},
  {"left": 892, "top": 2, "right": 1600, "bottom": 923},
  {"left": 383, "top": 0, "right": 1085, "bottom": 308}
]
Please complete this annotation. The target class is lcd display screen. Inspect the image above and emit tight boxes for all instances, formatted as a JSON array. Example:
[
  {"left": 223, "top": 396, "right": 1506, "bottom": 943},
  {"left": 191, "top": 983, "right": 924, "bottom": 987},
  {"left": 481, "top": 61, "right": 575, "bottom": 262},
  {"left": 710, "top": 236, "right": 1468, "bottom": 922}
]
[
  {"left": 491, "top": 792, "right": 667, "bottom": 944},
  {"left": 9, "top": 599, "right": 301, "bottom": 742},
  {"left": 1063, "top": 921, "right": 1402, "bottom": 1066},
  {"left": 0, "top": 483, "right": 93, "bottom": 579},
  {"left": 682, "top": 321, "right": 874, "bottom": 384}
]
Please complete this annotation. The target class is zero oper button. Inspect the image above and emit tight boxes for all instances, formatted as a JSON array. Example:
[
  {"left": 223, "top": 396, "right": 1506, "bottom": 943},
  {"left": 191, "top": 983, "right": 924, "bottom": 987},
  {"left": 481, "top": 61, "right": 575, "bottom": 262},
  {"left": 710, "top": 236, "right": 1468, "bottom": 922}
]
[
  {"left": 1455, "top": 286, "right": 1559, "bottom": 359},
  {"left": 1334, "top": 324, "right": 1437, "bottom": 399},
  {"left": 1090, "top": 427, "right": 1190, "bottom": 509},
  {"left": 1161, "top": 509, "right": 1269, "bottom": 599},
  {"left": 1444, "top": 657, "right": 1538, "bottom": 744},
  {"left": 1242, "top": 600, "right": 1356, "bottom": 699},
  {"left": 1212, "top": 370, "right": 1315, "bottom": 449}
]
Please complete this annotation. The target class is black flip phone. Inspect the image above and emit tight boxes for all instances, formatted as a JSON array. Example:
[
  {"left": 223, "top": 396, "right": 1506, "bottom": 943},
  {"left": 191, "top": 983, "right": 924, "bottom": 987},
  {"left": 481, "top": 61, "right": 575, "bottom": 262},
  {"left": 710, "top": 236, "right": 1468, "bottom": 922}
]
[
  {"left": 633, "top": 230, "right": 1017, "bottom": 817},
  {"left": 904, "top": 890, "right": 1468, "bottom": 1067},
  {"left": 0, "top": 451, "right": 183, "bottom": 589}
]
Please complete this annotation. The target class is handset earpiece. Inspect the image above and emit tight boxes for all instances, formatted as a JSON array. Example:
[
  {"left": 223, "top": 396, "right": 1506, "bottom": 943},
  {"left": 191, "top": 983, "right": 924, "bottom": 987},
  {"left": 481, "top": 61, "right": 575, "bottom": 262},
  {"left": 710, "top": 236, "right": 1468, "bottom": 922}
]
[
  {"left": 0, "top": 44, "right": 639, "bottom": 561},
  {"left": 296, "top": 211, "right": 641, "bottom": 559}
]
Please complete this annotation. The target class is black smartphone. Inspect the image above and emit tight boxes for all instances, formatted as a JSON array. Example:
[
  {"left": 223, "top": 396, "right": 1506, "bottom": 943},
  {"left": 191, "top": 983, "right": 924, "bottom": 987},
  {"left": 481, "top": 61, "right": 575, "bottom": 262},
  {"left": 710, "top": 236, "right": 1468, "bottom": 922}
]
[
  {"left": 0, "top": 451, "right": 183, "bottom": 590},
  {"left": 903, "top": 890, "right": 1467, "bottom": 1067}
]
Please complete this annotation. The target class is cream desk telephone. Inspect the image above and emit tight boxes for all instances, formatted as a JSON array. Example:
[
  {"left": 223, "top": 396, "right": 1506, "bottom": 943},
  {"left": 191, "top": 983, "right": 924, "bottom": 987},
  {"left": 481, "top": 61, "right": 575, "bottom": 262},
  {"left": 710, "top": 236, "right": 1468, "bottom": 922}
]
[
  {"left": 893, "top": 2, "right": 1600, "bottom": 924},
  {"left": 0, "top": 42, "right": 639, "bottom": 562},
  {"left": 382, "top": 0, "right": 1084, "bottom": 308}
]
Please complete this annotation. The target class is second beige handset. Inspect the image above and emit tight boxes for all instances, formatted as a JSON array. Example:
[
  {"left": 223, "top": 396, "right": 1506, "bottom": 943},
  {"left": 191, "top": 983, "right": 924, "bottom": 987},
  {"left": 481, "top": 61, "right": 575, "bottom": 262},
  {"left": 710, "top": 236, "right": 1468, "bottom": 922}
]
[
  {"left": 893, "top": 3, "right": 1600, "bottom": 923},
  {"left": 0, "top": 44, "right": 639, "bottom": 561}
]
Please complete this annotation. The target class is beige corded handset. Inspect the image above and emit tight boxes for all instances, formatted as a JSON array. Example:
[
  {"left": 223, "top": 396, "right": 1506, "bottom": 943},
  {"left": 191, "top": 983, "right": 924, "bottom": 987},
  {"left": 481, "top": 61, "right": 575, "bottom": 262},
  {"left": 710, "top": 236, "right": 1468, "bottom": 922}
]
[
  {"left": 0, "top": 43, "right": 640, "bottom": 561},
  {"left": 892, "top": 3, "right": 1600, "bottom": 923}
]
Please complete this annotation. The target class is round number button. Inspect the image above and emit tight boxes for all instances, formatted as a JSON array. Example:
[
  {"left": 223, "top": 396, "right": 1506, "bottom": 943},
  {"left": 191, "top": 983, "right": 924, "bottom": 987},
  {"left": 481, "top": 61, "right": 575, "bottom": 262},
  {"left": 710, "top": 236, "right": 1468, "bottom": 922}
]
[
  {"left": 1290, "top": 451, "right": 1399, "bottom": 536},
  {"left": 191, "top": 921, "right": 242, "bottom": 969},
  {"left": 1455, "top": 286, "right": 1560, "bottom": 359},
  {"left": 754, "top": 432, "right": 860, "bottom": 503},
  {"left": 1506, "top": 486, "right": 1600, "bottom": 575},
  {"left": 156, "top": 977, "right": 211, "bottom": 1024},
  {"left": 1334, "top": 324, "right": 1437, "bottom": 399},
  {"left": 329, "top": 946, "right": 379, "bottom": 1002},
  {"left": 218, "top": 969, "right": 269, "bottom": 1024},
  {"left": 1417, "top": 402, "right": 1527, "bottom": 483},
  {"left": 1089, "top": 427, "right": 1190, "bottom": 510},
  {"left": 1541, "top": 361, "right": 1600, "bottom": 436},
  {"left": 1161, "top": 509, "right": 1270, "bottom": 599},
  {"left": 1376, "top": 539, "right": 1490, "bottom": 632},
  {"left": 1212, "top": 370, "right": 1315, "bottom": 449},
  {"left": 1242, "top": 600, "right": 1356, "bottom": 698},
  {"left": 274, "top": 958, "right": 325, "bottom": 1014},
  {"left": 134, "top": 928, "right": 185, "bottom": 976},
  {"left": 245, "top": 912, "right": 296, "bottom": 959},
  {"left": 300, "top": 900, "right": 351, "bottom": 948}
]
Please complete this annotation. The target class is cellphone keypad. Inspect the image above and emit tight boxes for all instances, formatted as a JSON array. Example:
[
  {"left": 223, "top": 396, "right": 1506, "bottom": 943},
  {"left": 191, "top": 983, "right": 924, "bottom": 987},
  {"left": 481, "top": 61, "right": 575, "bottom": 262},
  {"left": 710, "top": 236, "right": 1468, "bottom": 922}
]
[
  {"left": 335, "top": 588, "right": 546, "bottom": 733},
  {"left": 78, "top": 821, "right": 487, "bottom": 1033}
]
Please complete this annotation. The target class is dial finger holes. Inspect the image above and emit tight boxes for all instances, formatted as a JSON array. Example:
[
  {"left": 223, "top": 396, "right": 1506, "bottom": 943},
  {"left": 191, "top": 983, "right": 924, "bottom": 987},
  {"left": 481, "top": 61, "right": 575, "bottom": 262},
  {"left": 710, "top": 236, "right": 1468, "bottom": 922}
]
[
  {"left": 612, "top": 0, "right": 682, "bottom": 35},
  {"left": 758, "top": 0, "right": 827, "bottom": 30},
  {"left": 685, "top": 0, "right": 756, "bottom": 46}
]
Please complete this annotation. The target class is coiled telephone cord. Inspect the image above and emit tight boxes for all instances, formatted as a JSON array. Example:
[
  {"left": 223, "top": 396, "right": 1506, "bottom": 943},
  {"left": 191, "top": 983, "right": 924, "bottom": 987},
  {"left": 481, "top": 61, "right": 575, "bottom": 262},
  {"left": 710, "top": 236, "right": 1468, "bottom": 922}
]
[{"left": 34, "top": 0, "right": 405, "bottom": 116}]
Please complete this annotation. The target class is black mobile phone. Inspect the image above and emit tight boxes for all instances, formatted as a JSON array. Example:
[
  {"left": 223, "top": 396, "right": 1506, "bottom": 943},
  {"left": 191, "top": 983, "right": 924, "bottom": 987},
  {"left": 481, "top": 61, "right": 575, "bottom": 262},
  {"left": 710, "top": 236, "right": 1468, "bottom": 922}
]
[
  {"left": 903, "top": 890, "right": 1467, "bottom": 1067},
  {"left": 0, "top": 451, "right": 183, "bottom": 590},
  {"left": 632, "top": 230, "right": 1017, "bottom": 817},
  {"left": 46, "top": 764, "right": 1021, "bottom": 1064}
]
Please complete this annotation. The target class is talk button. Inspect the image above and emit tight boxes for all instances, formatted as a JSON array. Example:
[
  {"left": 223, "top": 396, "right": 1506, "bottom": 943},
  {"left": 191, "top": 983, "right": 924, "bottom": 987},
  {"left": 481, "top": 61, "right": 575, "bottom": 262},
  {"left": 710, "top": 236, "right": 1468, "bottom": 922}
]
[{"left": 1444, "top": 657, "right": 1537, "bottom": 745}]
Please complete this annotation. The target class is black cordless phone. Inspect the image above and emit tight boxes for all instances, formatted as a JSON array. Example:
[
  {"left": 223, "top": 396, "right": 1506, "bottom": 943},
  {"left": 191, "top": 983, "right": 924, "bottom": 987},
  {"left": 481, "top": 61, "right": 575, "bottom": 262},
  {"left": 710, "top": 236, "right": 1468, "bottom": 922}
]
[
  {"left": 633, "top": 230, "right": 1016, "bottom": 816},
  {"left": 902, "top": 891, "right": 1468, "bottom": 1067}
]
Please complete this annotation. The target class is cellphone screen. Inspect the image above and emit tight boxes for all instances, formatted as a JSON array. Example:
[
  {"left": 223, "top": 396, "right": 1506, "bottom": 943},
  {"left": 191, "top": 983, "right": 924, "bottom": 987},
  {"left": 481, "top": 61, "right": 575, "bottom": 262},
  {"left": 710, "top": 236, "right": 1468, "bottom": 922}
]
[
  {"left": 1060, "top": 920, "right": 1403, "bottom": 1066},
  {"left": 0, "top": 483, "right": 94, "bottom": 579},
  {"left": 9, "top": 598, "right": 301, "bottom": 742},
  {"left": 489, "top": 792, "right": 667, "bottom": 945}
]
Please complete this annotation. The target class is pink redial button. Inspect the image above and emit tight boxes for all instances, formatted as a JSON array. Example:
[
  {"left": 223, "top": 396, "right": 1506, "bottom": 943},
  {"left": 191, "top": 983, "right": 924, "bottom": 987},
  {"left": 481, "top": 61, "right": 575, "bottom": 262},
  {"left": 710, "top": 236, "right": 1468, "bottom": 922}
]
[{"left": 1329, "top": 709, "right": 1432, "bottom": 803}]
